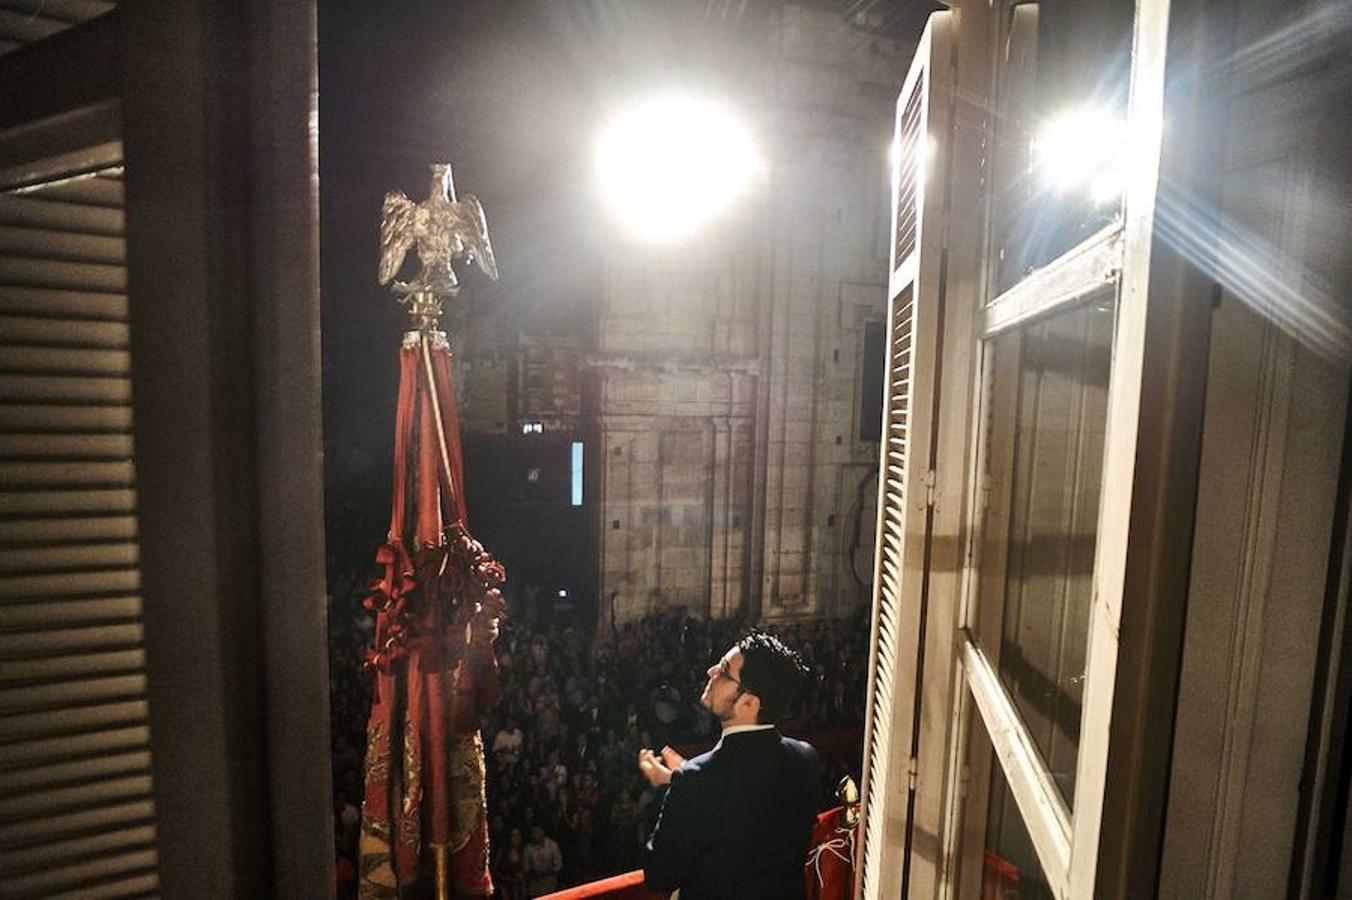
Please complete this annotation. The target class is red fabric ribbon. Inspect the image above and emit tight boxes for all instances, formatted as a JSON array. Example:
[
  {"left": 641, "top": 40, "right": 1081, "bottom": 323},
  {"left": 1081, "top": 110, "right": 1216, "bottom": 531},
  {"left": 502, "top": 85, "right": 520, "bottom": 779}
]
[{"left": 359, "top": 336, "right": 506, "bottom": 899}]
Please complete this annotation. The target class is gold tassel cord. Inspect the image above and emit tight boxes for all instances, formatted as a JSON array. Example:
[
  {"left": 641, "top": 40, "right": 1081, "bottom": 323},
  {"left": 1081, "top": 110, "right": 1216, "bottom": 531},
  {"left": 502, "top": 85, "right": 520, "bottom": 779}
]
[{"left": 432, "top": 843, "right": 450, "bottom": 900}]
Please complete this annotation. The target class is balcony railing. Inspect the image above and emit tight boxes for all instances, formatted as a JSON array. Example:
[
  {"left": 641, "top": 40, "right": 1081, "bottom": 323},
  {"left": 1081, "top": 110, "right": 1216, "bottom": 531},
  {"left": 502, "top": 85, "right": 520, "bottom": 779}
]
[{"left": 537, "top": 870, "right": 666, "bottom": 899}]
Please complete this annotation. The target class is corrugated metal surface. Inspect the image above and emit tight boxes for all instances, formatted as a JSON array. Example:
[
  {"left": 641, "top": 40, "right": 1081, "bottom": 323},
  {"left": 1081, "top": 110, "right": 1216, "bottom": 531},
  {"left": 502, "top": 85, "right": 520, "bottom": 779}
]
[
  {"left": 0, "top": 163, "right": 160, "bottom": 897},
  {"left": 0, "top": 1, "right": 115, "bottom": 58}
]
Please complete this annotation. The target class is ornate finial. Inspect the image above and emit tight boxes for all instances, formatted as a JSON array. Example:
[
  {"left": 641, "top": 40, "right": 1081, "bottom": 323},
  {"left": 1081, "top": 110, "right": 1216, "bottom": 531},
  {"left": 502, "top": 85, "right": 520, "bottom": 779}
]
[{"left": 378, "top": 162, "right": 499, "bottom": 328}]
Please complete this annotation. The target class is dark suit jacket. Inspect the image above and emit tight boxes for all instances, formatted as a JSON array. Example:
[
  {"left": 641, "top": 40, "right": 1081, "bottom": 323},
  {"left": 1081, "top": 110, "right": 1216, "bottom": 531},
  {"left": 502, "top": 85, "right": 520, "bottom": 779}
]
[{"left": 643, "top": 728, "right": 821, "bottom": 900}]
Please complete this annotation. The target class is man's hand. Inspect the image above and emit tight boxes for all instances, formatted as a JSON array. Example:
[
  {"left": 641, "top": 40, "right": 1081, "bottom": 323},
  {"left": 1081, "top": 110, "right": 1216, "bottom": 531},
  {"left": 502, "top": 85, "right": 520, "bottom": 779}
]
[
  {"left": 659, "top": 746, "right": 686, "bottom": 771},
  {"left": 637, "top": 748, "right": 673, "bottom": 787}
]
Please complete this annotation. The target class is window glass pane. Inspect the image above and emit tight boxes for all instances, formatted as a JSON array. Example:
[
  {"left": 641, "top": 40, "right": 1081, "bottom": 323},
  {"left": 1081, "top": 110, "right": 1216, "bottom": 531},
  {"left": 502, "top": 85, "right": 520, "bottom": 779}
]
[
  {"left": 984, "top": 751, "right": 1057, "bottom": 900},
  {"left": 980, "top": 296, "right": 1113, "bottom": 805},
  {"left": 954, "top": 714, "right": 1056, "bottom": 900},
  {"left": 989, "top": 0, "right": 1135, "bottom": 293}
]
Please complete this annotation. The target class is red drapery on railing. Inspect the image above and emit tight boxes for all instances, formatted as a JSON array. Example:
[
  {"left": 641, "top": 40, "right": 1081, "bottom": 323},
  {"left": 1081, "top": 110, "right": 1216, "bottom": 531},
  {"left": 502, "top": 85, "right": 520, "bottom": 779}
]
[
  {"left": 805, "top": 805, "right": 856, "bottom": 900},
  {"left": 359, "top": 331, "right": 506, "bottom": 899}
]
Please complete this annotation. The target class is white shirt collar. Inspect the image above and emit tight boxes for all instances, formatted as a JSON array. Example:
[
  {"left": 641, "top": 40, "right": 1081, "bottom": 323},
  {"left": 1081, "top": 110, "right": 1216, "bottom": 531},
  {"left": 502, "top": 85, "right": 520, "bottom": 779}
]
[{"left": 713, "top": 723, "right": 776, "bottom": 750}]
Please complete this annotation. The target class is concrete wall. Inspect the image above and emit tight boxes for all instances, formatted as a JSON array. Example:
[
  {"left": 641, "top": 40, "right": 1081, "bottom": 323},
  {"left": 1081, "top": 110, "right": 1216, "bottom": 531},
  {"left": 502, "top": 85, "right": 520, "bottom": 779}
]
[{"left": 1158, "top": 1, "right": 1352, "bottom": 895}]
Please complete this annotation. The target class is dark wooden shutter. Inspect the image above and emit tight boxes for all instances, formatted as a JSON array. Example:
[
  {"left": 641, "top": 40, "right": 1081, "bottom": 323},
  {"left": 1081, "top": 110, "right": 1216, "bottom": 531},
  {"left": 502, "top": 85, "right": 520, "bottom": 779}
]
[{"left": 0, "top": 159, "right": 161, "bottom": 897}]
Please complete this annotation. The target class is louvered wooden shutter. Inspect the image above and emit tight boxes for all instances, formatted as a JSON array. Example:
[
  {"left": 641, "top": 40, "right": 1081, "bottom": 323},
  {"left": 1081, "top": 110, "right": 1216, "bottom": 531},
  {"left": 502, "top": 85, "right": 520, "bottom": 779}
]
[
  {"left": 0, "top": 160, "right": 162, "bottom": 897},
  {"left": 857, "top": 12, "right": 952, "bottom": 899}
]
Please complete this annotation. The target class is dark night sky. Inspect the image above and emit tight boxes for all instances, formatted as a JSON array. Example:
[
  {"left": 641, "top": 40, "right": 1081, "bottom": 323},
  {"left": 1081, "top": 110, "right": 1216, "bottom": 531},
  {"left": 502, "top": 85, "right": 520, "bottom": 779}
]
[
  {"left": 320, "top": 0, "right": 602, "bottom": 571},
  {"left": 317, "top": 0, "right": 936, "bottom": 578},
  {"left": 319, "top": 0, "right": 776, "bottom": 574}
]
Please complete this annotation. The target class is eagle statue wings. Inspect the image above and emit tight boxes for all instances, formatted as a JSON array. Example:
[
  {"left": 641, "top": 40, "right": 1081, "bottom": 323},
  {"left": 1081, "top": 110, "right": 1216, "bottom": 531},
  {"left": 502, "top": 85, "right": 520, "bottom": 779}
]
[{"left": 379, "top": 163, "right": 499, "bottom": 296}]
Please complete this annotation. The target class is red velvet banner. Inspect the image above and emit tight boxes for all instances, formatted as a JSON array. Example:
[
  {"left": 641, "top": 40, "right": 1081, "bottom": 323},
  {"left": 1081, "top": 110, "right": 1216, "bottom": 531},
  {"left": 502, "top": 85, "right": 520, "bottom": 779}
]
[{"left": 359, "top": 335, "right": 506, "bottom": 899}]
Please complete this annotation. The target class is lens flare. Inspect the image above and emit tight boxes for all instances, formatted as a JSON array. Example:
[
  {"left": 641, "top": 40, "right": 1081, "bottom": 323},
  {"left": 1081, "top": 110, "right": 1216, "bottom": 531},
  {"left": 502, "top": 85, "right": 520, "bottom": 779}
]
[
  {"left": 1032, "top": 107, "right": 1129, "bottom": 203},
  {"left": 596, "top": 92, "right": 762, "bottom": 243}
]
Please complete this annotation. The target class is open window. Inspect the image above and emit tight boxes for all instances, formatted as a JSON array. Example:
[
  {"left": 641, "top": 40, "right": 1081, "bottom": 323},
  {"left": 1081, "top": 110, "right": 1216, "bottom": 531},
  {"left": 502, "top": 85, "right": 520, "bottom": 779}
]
[
  {"left": 941, "top": 0, "right": 1144, "bottom": 894},
  {"left": 857, "top": 0, "right": 1233, "bottom": 896}
]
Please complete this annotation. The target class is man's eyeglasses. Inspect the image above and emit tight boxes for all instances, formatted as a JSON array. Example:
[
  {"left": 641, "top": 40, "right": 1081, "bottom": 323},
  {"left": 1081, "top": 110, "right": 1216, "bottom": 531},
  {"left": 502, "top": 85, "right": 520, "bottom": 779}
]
[{"left": 715, "top": 660, "right": 746, "bottom": 692}]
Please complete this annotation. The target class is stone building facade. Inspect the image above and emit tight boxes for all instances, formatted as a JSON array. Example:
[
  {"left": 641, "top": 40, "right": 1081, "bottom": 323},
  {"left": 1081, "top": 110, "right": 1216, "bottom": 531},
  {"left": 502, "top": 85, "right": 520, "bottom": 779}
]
[{"left": 589, "top": 6, "right": 913, "bottom": 624}]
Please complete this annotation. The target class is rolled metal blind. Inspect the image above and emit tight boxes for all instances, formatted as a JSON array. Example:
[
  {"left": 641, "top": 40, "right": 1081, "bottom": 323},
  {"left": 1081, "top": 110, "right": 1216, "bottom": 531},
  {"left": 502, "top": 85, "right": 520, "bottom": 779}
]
[{"left": 0, "top": 165, "right": 161, "bottom": 898}]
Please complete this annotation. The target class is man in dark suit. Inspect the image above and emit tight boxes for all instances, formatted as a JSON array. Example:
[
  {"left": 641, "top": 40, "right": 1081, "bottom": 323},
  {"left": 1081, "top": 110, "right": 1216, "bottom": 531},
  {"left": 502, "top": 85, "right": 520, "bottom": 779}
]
[{"left": 637, "top": 631, "right": 821, "bottom": 899}]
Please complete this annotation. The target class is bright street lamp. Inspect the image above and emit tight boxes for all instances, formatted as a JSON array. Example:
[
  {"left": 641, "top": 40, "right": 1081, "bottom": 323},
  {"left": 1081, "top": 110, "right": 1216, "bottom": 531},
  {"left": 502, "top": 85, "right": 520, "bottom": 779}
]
[{"left": 596, "top": 92, "right": 762, "bottom": 244}]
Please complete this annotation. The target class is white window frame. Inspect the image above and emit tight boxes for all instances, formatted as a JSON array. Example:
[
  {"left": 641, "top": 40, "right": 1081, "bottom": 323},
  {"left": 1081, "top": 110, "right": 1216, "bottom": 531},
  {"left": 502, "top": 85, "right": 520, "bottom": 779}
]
[{"left": 933, "top": 0, "right": 1175, "bottom": 896}]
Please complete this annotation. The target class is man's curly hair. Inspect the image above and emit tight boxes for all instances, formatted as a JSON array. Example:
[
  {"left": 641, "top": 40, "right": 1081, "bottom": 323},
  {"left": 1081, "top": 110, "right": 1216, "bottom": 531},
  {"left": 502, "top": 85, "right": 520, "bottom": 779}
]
[{"left": 736, "top": 631, "right": 809, "bottom": 724}]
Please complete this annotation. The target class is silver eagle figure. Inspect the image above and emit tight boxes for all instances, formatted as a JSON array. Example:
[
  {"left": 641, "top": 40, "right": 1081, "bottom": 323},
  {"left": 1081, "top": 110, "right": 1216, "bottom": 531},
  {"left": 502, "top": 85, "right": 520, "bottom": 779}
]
[{"left": 379, "top": 163, "right": 499, "bottom": 297}]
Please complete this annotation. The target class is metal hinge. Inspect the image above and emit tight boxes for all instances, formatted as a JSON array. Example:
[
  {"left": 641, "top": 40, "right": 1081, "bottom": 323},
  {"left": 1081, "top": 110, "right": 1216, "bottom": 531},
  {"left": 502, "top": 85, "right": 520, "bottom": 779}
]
[
  {"left": 958, "top": 763, "right": 971, "bottom": 799},
  {"left": 907, "top": 756, "right": 919, "bottom": 790},
  {"left": 924, "top": 469, "right": 937, "bottom": 508}
]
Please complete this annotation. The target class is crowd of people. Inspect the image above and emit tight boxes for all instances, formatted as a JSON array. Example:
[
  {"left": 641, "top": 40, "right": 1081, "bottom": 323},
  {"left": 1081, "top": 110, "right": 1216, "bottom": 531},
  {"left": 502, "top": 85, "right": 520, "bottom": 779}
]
[{"left": 327, "top": 575, "right": 870, "bottom": 898}]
